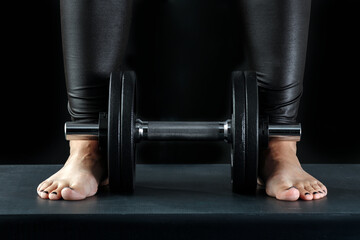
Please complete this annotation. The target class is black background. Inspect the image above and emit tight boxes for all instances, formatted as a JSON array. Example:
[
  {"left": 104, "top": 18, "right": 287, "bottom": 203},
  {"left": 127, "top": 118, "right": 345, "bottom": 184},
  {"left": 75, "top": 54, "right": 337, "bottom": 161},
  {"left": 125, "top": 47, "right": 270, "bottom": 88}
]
[{"left": 1, "top": 0, "right": 359, "bottom": 165}]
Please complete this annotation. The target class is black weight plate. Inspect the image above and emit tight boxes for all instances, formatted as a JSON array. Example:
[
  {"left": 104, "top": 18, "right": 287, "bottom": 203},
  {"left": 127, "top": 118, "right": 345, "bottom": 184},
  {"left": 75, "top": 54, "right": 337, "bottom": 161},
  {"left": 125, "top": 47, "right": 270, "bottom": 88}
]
[
  {"left": 231, "top": 71, "right": 258, "bottom": 193},
  {"left": 108, "top": 71, "right": 122, "bottom": 191},
  {"left": 231, "top": 71, "right": 246, "bottom": 193},
  {"left": 119, "top": 71, "right": 136, "bottom": 193},
  {"left": 108, "top": 70, "right": 136, "bottom": 193},
  {"left": 244, "top": 71, "right": 258, "bottom": 192}
]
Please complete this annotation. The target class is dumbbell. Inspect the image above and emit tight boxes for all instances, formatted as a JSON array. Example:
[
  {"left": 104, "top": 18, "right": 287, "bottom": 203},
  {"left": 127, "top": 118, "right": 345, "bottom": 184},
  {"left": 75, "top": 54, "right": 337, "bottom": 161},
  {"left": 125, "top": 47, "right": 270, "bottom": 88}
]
[{"left": 64, "top": 70, "right": 301, "bottom": 194}]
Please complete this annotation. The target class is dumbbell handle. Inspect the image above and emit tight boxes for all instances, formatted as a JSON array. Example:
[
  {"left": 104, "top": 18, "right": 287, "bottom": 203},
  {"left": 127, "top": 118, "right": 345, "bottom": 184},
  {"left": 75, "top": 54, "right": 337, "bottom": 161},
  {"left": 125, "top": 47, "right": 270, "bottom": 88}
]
[
  {"left": 64, "top": 120, "right": 232, "bottom": 141},
  {"left": 65, "top": 120, "right": 301, "bottom": 142},
  {"left": 135, "top": 119, "right": 232, "bottom": 142},
  {"left": 65, "top": 122, "right": 99, "bottom": 140}
]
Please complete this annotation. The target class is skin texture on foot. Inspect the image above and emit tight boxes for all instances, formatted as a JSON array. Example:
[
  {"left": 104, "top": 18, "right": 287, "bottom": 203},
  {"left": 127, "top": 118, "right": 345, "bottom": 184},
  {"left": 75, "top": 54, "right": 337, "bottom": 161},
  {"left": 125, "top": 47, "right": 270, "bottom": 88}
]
[
  {"left": 260, "top": 140, "right": 328, "bottom": 201},
  {"left": 37, "top": 140, "right": 105, "bottom": 201},
  {"left": 37, "top": 140, "right": 327, "bottom": 202}
]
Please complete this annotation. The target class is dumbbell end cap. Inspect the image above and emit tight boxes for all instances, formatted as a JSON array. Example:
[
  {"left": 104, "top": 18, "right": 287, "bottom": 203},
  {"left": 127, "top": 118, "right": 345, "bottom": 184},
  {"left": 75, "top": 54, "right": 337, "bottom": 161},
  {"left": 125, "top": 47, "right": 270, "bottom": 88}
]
[
  {"left": 64, "top": 122, "right": 99, "bottom": 141},
  {"left": 268, "top": 123, "right": 301, "bottom": 142}
]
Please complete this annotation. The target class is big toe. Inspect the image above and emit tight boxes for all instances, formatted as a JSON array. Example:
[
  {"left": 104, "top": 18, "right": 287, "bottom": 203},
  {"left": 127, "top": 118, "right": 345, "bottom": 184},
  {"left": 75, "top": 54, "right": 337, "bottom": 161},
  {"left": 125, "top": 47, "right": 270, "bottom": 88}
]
[
  {"left": 61, "top": 187, "right": 87, "bottom": 201},
  {"left": 275, "top": 187, "right": 300, "bottom": 201}
]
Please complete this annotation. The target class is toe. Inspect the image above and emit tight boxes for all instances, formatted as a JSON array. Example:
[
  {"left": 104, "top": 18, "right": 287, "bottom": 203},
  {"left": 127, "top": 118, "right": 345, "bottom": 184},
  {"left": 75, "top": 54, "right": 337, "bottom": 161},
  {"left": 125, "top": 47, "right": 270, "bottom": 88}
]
[
  {"left": 304, "top": 184, "right": 316, "bottom": 198},
  {"left": 48, "top": 184, "right": 64, "bottom": 200},
  {"left": 61, "top": 187, "right": 87, "bottom": 201},
  {"left": 298, "top": 185, "right": 313, "bottom": 201},
  {"left": 36, "top": 181, "right": 48, "bottom": 192},
  {"left": 39, "top": 190, "right": 49, "bottom": 199},
  {"left": 37, "top": 182, "right": 44, "bottom": 193},
  {"left": 37, "top": 180, "right": 53, "bottom": 193},
  {"left": 275, "top": 186, "right": 300, "bottom": 201},
  {"left": 44, "top": 183, "right": 58, "bottom": 196},
  {"left": 317, "top": 182, "right": 328, "bottom": 197},
  {"left": 48, "top": 191, "right": 61, "bottom": 200},
  {"left": 37, "top": 184, "right": 44, "bottom": 197},
  {"left": 38, "top": 181, "right": 54, "bottom": 199},
  {"left": 311, "top": 183, "right": 325, "bottom": 199}
]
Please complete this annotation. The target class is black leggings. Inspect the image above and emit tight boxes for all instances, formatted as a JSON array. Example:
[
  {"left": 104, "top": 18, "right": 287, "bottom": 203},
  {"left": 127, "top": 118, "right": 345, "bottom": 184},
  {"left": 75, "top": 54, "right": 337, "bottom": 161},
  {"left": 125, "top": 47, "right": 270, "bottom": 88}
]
[{"left": 61, "top": 0, "right": 311, "bottom": 124}]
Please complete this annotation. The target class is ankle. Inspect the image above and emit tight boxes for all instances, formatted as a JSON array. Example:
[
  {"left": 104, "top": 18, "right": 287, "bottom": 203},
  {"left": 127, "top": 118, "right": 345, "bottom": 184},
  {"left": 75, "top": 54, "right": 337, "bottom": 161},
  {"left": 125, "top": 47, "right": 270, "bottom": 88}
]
[
  {"left": 266, "top": 140, "right": 297, "bottom": 162},
  {"left": 69, "top": 140, "right": 101, "bottom": 158},
  {"left": 261, "top": 140, "right": 300, "bottom": 173},
  {"left": 268, "top": 139, "right": 297, "bottom": 153}
]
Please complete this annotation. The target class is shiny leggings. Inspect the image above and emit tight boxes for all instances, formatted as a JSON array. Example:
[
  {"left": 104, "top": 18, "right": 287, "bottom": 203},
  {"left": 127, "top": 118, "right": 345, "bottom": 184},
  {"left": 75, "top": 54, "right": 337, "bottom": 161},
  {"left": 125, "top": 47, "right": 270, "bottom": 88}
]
[{"left": 61, "top": 0, "right": 311, "bottom": 124}]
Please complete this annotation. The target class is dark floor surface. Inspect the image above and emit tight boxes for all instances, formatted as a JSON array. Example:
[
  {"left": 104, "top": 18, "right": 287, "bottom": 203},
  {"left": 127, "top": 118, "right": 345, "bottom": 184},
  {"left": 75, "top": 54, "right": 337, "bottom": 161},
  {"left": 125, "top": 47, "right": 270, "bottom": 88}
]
[{"left": 0, "top": 164, "right": 359, "bottom": 240}]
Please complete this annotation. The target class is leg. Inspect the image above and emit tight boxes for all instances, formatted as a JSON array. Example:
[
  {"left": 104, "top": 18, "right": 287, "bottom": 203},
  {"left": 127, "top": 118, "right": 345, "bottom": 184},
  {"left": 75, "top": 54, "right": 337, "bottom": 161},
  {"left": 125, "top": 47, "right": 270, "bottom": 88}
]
[
  {"left": 239, "top": 0, "right": 327, "bottom": 201},
  {"left": 37, "top": 0, "right": 133, "bottom": 200}
]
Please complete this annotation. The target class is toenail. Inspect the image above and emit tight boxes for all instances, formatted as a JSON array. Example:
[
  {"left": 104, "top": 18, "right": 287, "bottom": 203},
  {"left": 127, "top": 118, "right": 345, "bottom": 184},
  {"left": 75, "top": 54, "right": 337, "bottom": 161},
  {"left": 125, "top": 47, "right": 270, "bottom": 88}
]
[
  {"left": 43, "top": 191, "right": 49, "bottom": 194},
  {"left": 313, "top": 192, "right": 318, "bottom": 194},
  {"left": 51, "top": 192, "right": 57, "bottom": 195},
  {"left": 305, "top": 193, "right": 310, "bottom": 195},
  {"left": 40, "top": 190, "right": 44, "bottom": 192},
  {"left": 318, "top": 191, "right": 323, "bottom": 193}
]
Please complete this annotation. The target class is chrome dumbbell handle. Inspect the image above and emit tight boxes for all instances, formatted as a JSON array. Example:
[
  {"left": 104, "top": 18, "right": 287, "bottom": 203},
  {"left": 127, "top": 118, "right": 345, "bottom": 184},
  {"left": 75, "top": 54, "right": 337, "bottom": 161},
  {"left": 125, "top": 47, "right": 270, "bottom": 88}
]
[
  {"left": 134, "top": 119, "right": 232, "bottom": 142},
  {"left": 65, "top": 119, "right": 301, "bottom": 142}
]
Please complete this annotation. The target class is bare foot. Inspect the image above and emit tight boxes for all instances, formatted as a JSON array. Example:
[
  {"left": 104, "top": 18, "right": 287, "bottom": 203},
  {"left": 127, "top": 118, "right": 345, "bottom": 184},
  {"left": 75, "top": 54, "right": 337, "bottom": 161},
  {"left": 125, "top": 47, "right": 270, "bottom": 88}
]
[
  {"left": 37, "top": 140, "right": 106, "bottom": 201},
  {"left": 260, "top": 140, "right": 328, "bottom": 201}
]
